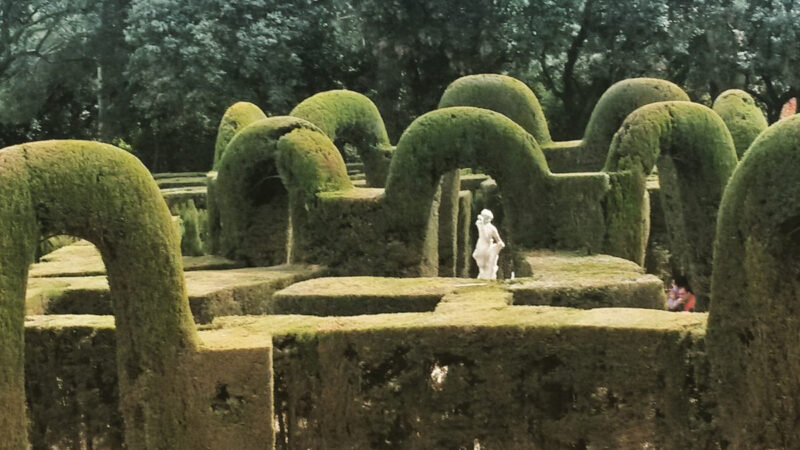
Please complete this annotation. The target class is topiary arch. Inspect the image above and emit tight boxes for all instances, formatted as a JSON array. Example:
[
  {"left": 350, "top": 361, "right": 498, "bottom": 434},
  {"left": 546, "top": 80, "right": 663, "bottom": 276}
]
[
  {"left": 712, "top": 89, "right": 768, "bottom": 158},
  {"left": 707, "top": 115, "right": 800, "bottom": 447},
  {"left": 0, "top": 141, "right": 198, "bottom": 449},
  {"left": 438, "top": 74, "right": 552, "bottom": 145},
  {"left": 291, "top": 90, "right": 393, "bottom": 187},
  {"left": 604, "top": 101, "right": 738, "bottom": 309},
  {"left": 213, "top": 101, "right": 268, "bottom": 169},
  {"left": 215, "top": 116, "right": 352, "bottom": 265}
]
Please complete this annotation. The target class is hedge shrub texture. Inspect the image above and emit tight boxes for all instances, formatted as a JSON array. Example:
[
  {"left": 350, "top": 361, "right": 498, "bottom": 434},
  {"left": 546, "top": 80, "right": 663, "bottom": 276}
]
[
  {"left": 208, "top": 102, "right": 268, "bottom": 254},
  {"left": 291, "top": 90, "right": 393, "bottom": 187},
  {"left": 0, "top": 141, "right": 198, "bottom": 449},
  {"left": 707, "top": 115, "right": 800, "bottom": 447},
  {"left": 604, "top": 101, "right": 738, "bottom": 307},
  {"left": 438, "top": 73, "right": 552, "bottom": 145},
  {"left": 437, "top": 75, "right": 689, "bottom": 173},
  {"left": 712, "top": 89, "right": 768, "bottom": 158},
  {"left": 382, "top": 106, "right": 609, "bottom": 275},
  {"left": 213, "top": 101, "right": 268, "bottom": 169}
]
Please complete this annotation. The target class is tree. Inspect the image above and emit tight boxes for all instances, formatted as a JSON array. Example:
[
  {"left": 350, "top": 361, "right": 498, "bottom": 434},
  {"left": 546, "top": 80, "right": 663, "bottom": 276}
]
[{"left": 124, "top": 0, "right": 352, "bottom": 171}]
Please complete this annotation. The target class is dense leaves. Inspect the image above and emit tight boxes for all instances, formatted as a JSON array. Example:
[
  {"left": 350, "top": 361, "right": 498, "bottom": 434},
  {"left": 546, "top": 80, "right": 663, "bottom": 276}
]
[{"left": 0, "top": 0, "right": 796, "bottom": 170}]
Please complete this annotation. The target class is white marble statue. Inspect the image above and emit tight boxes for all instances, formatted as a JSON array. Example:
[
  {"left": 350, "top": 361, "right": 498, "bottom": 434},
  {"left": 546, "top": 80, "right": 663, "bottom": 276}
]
[{"left": 472, "top": 209, "right": 505, "bottom": 280}]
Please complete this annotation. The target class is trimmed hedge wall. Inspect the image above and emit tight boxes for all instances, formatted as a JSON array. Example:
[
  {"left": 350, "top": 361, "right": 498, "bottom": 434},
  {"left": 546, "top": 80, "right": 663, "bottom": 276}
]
[
  {"left": 215, "top": 117, "right": 351, "bottom": 266},
  {"left": 707, "top": 115, "right": 800, "bottom": 447},
  {"left": 0, "top": 141, "right": 198, "bottom": 448},
  {"left": 213, "top": 102, "right": 268, "bottom": 169},
  {"left": 291, "top": 90, "right": 393, "bottom": 187},
  {"left": 438, "top": 73, "right": 552, "bottom": 145},
  {"left": 712, "top": 89, "right": 768, "bottom": 158},
  {"left": 24, "top": 302, "right": 712, "bottom": 449},
  {"left": 437, "top": 75, "right": 689, "bottom": 173},
  {"left": 604, "top": 101, "right": 738, "bottom": 307}
]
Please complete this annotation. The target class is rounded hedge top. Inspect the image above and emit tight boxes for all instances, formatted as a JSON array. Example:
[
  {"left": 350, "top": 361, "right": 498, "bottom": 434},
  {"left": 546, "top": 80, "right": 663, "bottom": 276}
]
[
  {"left": 438, "top": 74, "right": 552, "bottom": 145},
  {"left": 604, "top": 101, "right": 738, "bottom": 305},
  {"left": 213, "top": 101, "right": 267, "bottom": 169},
  {"left": 0, "top": 140, "right": 197, "bottom": 448},
  {"left": 712, "top": 89, "right": 768, "bottom": 158},
  {"left": 220, "top": 116, "right": 352, "bottom": 202},
  {"left": 707, "top": 114, "right": 800, "bottom": 447},
  {"left": 384, "top": 106, "right": 550, "bottom": 249},
  {"left": 604, "top": 101, "right": 736, "bottom": 174},
  {"left": 290, "top": 90, "right": 391, "bottom": 147},
  {"left": 290, "top": 90, "right": 392, "bottom": 187},
  {"left": 583, "top": 78, "right": 690, "bottom": 169}
]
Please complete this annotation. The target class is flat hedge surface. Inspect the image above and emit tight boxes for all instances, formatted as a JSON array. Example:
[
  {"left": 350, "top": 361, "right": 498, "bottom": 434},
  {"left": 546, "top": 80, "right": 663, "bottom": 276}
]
[{"left": 23, "top": 260, "right": 715, "bottom": 449}]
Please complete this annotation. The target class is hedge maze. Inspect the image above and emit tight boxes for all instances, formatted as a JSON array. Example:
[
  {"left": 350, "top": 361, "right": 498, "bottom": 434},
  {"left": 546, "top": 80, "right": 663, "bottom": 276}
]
[{"left": 6, "top": 74, "right": 795, "bottom": 448}]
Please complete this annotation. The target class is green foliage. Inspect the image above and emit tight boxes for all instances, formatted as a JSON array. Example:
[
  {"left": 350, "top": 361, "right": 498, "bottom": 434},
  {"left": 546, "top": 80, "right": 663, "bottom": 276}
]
[
  {"left": 707, "top": 115, "right": 800, "bottom": 447},
  {"left": 712, "top": 89, "right": 768, "bottom": 158},
  {"left": 25, "top": 321, "right": 123, "bottom": 449},
  {"left": 176, "top": 199, "right": 205, "bottom": 256},
  {"left": 215, "top": 116, "right": 351, "bottom": 266},
  {"left": 438, "top": 74, "right": 552, "bottom": 145},
  {"left": 580, "top": 78, "right": 690, "bottom": 171},
  {"left": 604, "top": 101, "right": 738, "bottom": 309},
  {"left": 3, "top": 0, "right": 800, "bottom": 172},
  {"left": 124, "top": 0, "right": 352, "bottom": 171},
  {"left": 290, "top": 90, "right": 393, "bottom": 187},
  {"left": 213, "top": 102, "right": 267, "bottom": 169},
  {"left": 0, "top": 141, "right": 197, "bottom": 448}
]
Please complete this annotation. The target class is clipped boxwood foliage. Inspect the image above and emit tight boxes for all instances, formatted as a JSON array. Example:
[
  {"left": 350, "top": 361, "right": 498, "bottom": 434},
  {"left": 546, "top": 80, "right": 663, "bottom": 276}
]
[
  {"left": 707, "top": 115, "right": 800, "bottom": 447},
  {"left": 438, "top": 75, "right": 689, "bottom": 173},
  {"left": 289, "top": 107, "right": 615, "bottom": 276},
  {"left": 581, "top": 79, "right": 691, "bottom": 171},
  {"left": 213, "top": 101, "right": 268, "bottom": 169},
  {"left": 604, "top": 101, "right": 738, "bottom": 308},
  {"left": 25, "top": 318, "right": 122, "bottom": 448},
  {"left": 438, "top": 73, "right": 552, "bottom": 145},
  {"left": 712, "top": 89, "right": 768, "bottom": 158},
  {"left": 0, "top": 141, "right": 198, "bottom": 448},
  {"left": 215, "top": 116, "right": 351, "bottom": 266},
  {"left": 380, "top": 106, "right": 609, "bottom": 275},
  {"left": 291, "top": 90, "right": 393, "bottom": 187},
  {"left": 209, "top": 102, "right": 268, "bottom": 254}
]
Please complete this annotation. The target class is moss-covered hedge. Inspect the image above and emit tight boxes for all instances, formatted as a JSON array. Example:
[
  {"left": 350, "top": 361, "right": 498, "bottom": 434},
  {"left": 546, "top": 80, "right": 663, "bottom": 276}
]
[
  {"left": 213, "top": 102, "right": 268, "bottom": 169},
  {"left": 290, "top": 90, "right": 393, "bottom": 187},
  {"left": 25, "top": 317, "right": 123, "bottom": 448},
  {"left": 267, "top": 305, "right": 711, "bottom": 449},
  {"left": 437, "top": 75, "right": 689, "bottom": 173},
  {"left": 24, "top": 293, "right": 713, "bottom": 449},
  {"left": 604, "top": 101, "right": 738, "bottom": 306},
  {"left": 380, "top": 107, "right": 617, "bottom": 275},
  {"left": 0, "top": 141, "right": 198, "bottom": 448},
  {"left": 712, "top": 89, "right": 768, "bottom": 158},
  {"left": 707, "top": 115, "right": 800, "bottom": 447},
  {"left": 214, "top": 116, "right": 351, "bottom": 266},
  {"left": 579, "top": 78, "right": 690, "bottom": 171},
  {"left": 438, "top": 73, "right": 552, "bottom": 145}
]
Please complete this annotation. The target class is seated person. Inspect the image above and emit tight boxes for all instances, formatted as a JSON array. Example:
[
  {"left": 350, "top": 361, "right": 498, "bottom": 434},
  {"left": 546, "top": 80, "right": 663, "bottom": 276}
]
[
  {"left": 666, "top": 288, "right": 680, "bottom": 310},
  {"left": 677, "top": 286, "right": 696, "bottom": 312},
  {"left": 668, "top": 285, "right": 696, "bottom": 312}
]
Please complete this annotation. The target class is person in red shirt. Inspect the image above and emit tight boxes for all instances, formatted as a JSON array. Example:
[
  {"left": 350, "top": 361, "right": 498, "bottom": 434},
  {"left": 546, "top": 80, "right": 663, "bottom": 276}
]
[{"left": 676, "top": 286, "right": 696, "bottom": 312}]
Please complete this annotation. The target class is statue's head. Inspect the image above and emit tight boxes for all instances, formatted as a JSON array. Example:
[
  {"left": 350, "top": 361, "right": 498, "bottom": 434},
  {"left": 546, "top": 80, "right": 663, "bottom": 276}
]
[{"left": 480, "top": 209, "right": 494, "bottom": 223}]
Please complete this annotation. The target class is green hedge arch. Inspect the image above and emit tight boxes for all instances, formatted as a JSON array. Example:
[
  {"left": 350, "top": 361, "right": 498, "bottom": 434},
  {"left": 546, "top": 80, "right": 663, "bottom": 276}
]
[
  {"left": 291, "top": 90, "right": 393, "bottom": 187},
  {"left": 215, "top": 117, "right": 352, "bottom": 265},
  {"left": 604, "top": 101, "right": 738, "bottom": 308},
  {"left": 707, "top": 115, "right": 800, "bottom": 447},
  {"left": 712, "top": 89, "right": 768, "bottom": 158},
  {"left": 0, "top": 141, "right": 197, "bottom": 449}
]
